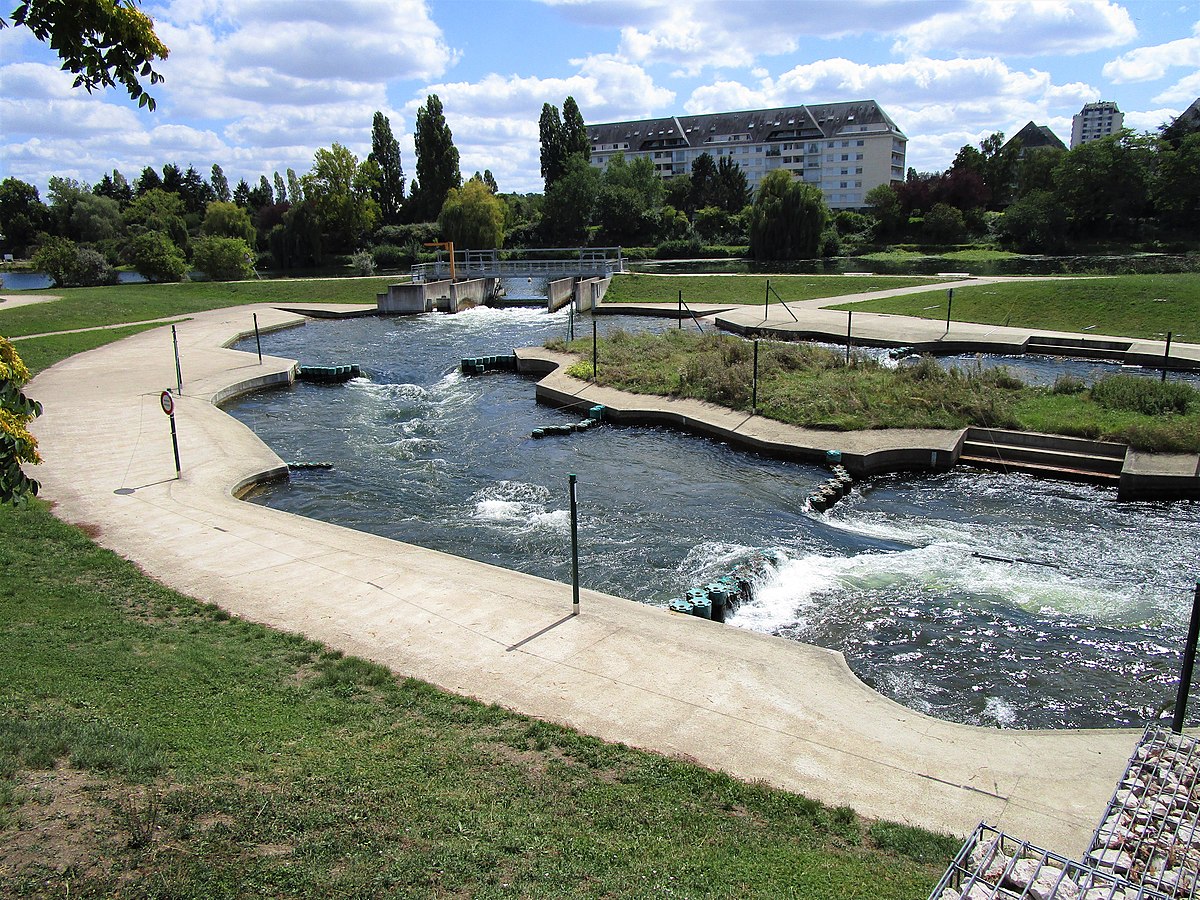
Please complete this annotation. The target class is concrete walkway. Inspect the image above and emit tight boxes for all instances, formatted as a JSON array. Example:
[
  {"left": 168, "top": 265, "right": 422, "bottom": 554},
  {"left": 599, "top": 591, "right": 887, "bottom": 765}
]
[{"left": 28, "top": 301, "right": 1145, "bottom": 855}]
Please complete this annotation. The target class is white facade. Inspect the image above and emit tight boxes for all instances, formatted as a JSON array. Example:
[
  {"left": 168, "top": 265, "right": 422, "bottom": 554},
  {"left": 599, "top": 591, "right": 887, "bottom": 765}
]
[
  {"left": 1071, "top": 101, "right": 1124, "bottom": 148},
  {"left": 586, "top": 102, "right": 907, "bottom": 210}
]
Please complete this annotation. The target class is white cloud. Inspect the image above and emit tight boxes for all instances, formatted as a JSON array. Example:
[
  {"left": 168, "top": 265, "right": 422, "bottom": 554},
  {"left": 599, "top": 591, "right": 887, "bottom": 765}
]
[
  {"left": 1103, "top": 20, "right": 1200, "bottom": 83},
  {"left": 536, "top": 0, "right": 962, "bottom": 75},
  {"left": 1153, "top": 70, "right": 1200, "bottom": 105},
  {"left": 893, "top": 0, "right": 1137, "bottom": 58}
]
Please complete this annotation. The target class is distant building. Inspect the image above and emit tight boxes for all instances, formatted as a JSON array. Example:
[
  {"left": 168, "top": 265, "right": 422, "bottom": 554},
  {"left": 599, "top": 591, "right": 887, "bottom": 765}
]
[
  {"left": 586, "top": 101, "right": 907, "bottom": 210},
  {"left": 1003, "top": 122, "right": 1067, "bottom": 158},
  {"left": 1071, "top": 101, "right": 1124, "bottom": 148}
]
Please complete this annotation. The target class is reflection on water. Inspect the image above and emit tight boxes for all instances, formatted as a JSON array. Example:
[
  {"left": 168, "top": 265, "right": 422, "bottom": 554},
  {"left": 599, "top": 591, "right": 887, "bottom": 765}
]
[{"left": 225, "top": 305, "right": 1200, "bottom": 730}]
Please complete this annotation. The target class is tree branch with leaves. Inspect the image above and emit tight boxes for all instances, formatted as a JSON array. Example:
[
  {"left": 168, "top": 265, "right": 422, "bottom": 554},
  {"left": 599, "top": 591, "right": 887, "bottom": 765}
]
[{"left": 3, "top": 0, "right": 169, "bottom": 110}]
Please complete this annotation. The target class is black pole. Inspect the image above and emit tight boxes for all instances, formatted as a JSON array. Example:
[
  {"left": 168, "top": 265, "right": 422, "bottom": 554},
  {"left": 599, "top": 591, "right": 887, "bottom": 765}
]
[
  {"left": 1162, "top": 331, "right": 1173, "bottom": 383},
  {"left": 846, "top": 310, "right": 853, "bottom": 365},
  {"left": 168, "top": 412, "right": 181, "bottom": 476},
  {"left": 752, "top": 340, "right": 759, "bottom": 413},
  {"left": 568, "top": 302, "right": 574, "bottom": 342},
  {"left": 592, "top": 319, "right": 598, "bottom": 381},
  {"left": 253, "top": 313, "right": 263, "bottom": 364},
  {"left": 678, "top": 289, "right": 683, "bottom": 330},
  {"left": 1172, "top": 581, "right": 1200, "bottom": 733},
  {"left": 569, "top": 474, "right": 580, "bottom": 615},
  {"left": 171, "top": 325, "right": 183, "bottom": 394},
  {"left": 764, "top": 280, "right": 770, "bottom": 318},
  {"left": 945, "top": 289, "right": 954, "bottom": 335}
]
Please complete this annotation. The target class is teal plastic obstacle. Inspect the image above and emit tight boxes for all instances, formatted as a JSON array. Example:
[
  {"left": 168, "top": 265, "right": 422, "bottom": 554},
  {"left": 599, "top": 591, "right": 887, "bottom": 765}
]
[
  {"left": 460, "top": 354, "right": 518, "bottom": 375},
  {"left": 297, "top": 364, "right": 361, "bottom": 383}
]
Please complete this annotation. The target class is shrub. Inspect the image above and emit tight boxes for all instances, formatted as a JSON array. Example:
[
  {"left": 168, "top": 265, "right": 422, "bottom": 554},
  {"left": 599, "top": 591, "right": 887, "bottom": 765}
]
[
  {"left": 654, "top": 237, "right": 703, "bottom": 259},
  {"left": 350, "top": 250, "right": 375, "bottom": 276},
  {"left": 370, "top": 242, "right": 416, "bottom": 270},
  {"left": 1090, "top": 375, "right": 1196, "bottom": 416},
  {"left": 30, "top": 237, "right": 116, "bottom": 287},
  {"left": 1052, "top": 374, "right": 1086, "bottom": 395},
  {"left": 127, "top": 231, "right": 187, "bottom": 282},
  {"left": 191, "top": 236, "right": 255, "bottom": 281}
]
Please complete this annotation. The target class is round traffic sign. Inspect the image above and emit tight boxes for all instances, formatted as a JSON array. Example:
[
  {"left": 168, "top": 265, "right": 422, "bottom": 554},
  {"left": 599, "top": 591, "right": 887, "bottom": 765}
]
[{"left": 160, "top": 390, "right": 175, "bottom": 416}]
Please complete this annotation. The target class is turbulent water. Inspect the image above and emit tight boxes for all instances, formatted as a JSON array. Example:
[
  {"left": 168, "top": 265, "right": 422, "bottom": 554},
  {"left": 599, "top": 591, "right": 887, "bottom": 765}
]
[{"left": 224, "top": 299, "right": 1200, "bottom": 730}]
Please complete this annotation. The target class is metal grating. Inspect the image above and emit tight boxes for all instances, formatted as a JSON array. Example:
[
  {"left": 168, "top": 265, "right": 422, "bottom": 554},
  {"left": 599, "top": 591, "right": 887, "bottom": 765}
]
[
  {"left": 1085, "top": 725, "right": 1200, "bottom": 897},
  {"left": 931, "top": 823, "right": 1170, "bottom": 900}
]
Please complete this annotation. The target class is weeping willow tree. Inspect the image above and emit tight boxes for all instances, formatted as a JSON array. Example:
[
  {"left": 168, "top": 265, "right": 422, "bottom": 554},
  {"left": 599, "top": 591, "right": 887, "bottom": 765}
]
[
  {"left": 438, "top": 179, "right": 505, "bottom": 249},
  {"left": 748, "top": 169, "right": 829, "bottom": 260}
]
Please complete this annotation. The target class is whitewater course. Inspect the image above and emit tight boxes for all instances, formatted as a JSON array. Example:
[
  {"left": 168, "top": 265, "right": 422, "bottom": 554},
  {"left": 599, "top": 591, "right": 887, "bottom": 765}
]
[{"left": 22, "top": 275, "right": 1200, "bottom": 862}]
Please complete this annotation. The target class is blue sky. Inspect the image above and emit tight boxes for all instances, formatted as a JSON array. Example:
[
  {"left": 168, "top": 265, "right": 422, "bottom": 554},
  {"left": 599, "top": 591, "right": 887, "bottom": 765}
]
[{"left": 2, "top": 0, "right": 1198, "bottom": 198}]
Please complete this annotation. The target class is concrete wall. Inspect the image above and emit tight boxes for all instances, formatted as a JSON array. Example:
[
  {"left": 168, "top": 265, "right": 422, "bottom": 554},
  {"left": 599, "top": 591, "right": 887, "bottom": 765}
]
[
  {"left": 379, "top": 278, "right": 495, "bottom": 314},
  {"left": 575, "top": 276, "right": 611, "bottom": 312},
  {"left": 547, "top": 277, "right": 576, "bottom": 313}
]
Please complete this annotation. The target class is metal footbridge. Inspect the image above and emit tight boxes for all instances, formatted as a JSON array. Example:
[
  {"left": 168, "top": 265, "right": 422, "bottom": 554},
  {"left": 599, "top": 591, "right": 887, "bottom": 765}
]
[{"left": 411, "top": 247, "right": 627, "bottom": 283}]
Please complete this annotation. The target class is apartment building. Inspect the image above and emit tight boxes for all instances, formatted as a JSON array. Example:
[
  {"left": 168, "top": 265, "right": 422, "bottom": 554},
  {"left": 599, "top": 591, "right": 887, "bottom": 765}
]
[
  {"left": 586, "top": 101, "right": 907, "bottom": 210},
  {"left": 1071, "top": 101, "right": 1124, "bottom": 148}
]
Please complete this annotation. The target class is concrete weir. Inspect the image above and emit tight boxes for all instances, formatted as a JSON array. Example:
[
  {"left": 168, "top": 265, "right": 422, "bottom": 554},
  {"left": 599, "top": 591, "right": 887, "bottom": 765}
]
[{"left": 26, "top": 302, "right": 1152, "bottom": 854}]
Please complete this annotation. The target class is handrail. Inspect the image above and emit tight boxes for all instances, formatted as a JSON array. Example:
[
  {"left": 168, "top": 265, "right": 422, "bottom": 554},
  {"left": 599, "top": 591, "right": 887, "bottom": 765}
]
[{"left": 410, "top": 247, "right": 628, "bottom": 283}]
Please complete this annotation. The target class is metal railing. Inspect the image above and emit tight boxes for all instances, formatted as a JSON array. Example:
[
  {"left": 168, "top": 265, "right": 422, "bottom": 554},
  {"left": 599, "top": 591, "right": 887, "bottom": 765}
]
[{"left": 411, "top": 247, "right": 627, "bottom": 283}]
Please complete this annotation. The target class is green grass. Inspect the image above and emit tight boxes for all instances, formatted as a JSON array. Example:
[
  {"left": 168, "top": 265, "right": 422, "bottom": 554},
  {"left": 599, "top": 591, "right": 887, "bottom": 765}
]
[
  {"left": 0, "top": 276, "right": 392, "bottom": 338},
  {"left": 605, "top": 273, "right": 953, "bottom": 306},
  {"left": 831, "top": 274, "right": 1200, "bottom": 342},
  {"left": 549, "top": 329, "right": 1200, "bottom": 451},
  {"left": 0, "top": 500, "right": 956, "bottom": 897}
]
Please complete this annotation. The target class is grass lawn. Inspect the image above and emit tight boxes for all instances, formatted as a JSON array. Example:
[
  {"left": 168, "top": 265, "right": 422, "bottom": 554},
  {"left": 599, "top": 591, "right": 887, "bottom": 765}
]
[
  {"left": 550, "top": 329, "right": 1200, "bottom": 452},
  {"left": 0, "top": 500, "right": 955, "bottom": 898},
  {"left": 11, "top": 322, "right": 187, "bottom": 376},
  {"left": 0, "top": 276, "right": 392, "bottom": 339},
  {"left": 830, "top": 274, "right": 1200, "bottom": 342},
  {"left": 605, "top": 273, "right": 953, "bottom": 306}
]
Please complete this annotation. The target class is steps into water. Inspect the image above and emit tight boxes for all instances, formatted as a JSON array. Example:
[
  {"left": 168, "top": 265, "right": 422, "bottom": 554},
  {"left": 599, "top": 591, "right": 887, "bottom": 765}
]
[{"left": 958, "top": 427, "right": 1125, "bottom": 485}]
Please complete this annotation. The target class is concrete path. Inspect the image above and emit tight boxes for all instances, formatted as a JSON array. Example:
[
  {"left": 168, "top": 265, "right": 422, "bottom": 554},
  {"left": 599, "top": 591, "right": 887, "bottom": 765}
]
[{"left": 28, "top": 301, "right": 1146, "bottom": 855}]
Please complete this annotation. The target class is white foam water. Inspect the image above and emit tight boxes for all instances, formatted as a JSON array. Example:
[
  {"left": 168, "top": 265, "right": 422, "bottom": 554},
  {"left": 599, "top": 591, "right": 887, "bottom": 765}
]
[{"left": 469, "top": 481, "right": 570, "bottom": 533}]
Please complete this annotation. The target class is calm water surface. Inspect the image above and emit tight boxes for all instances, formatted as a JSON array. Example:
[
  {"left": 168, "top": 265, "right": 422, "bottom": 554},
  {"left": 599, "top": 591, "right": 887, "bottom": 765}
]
[{"left": 225, "top": 303, "right": 1200, "bottom": 730}]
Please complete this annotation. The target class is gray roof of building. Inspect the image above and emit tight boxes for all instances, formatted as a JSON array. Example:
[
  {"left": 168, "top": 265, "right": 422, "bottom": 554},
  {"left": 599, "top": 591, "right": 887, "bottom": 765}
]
[
  {"left": 586, "top": 101, "right": 906, "bottom": 151},
  {"left": 1004, "top": 121, "right": 1067, "bottom": 153}
]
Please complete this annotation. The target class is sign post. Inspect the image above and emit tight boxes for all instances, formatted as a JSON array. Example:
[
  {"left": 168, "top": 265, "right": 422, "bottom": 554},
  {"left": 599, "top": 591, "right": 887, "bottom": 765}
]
[
  {"left": 160, "top": 390, "right": 181, "bottom": 476},
  {"left": 569, "top": 474, "right": 580, "bottom": 616}
]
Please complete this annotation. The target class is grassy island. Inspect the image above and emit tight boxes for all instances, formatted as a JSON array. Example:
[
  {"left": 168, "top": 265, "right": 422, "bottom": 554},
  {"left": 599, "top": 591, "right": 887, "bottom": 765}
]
[{"left": 548, "top": 329, "right": 1200, "bottom": 453}]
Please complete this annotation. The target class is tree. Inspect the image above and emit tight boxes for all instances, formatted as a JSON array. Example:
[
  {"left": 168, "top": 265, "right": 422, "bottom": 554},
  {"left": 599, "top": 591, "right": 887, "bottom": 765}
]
[
  {"left": 539, "top": 102, "right": 566, "bottom": 190},
  {"left": 593, "top": 153, "right": 662, "bottom": 245},
  {"left": 126, "top": 230, "right": 186, "bottom": 281},
  {"left": 995, "top": 190, "right": 1068, "bottom": 253},
  {"left": 273, "top": 172, "right": 287, "bottom": 205},
  {"left": 368, "top": 111, "right": 405, "bottom": 225},
  {"left": 0, "top": 337, "right": 41, "bottom": 504},
  {"left": 411, "top": 94, "right": 460, "bottom": 221},
  {"left": 232, "top": 179, "right": 251, "bottom": 208},
  {"left": 286, "top": 169, "right": 303, "bottom": 205},
  {"left": 47, "top": 175, "right": 90, "bottom": 236},
  {"left": 179, "top": 165, "right": 212, "bottom": 215},
  {"left": 1152, "top": 132, "right": 1200, "bottom": 229},
  {"left": 0, "top": 178, "right": 51, "bottom": 255},
  {"left": 303, "top": 143, "right": 379, "bottom": 251},
  {"left": 69, "top": 192, "right": 121, "bottom": 243},
  {"left": 135, "top": 165, "right": 161, "bottom": 195},
  {"left": 201, "top": 200, "right": 256, "bottom": 244},
  {"left": 714, "top": 156, "right": 750, "bottom": 214},
  {"left": 438, "top": 179, "right": 505, "bottom": 249},
  {"left": 923, "top": 202, "right": 966, "bottom": 243},
  {"left": 192, "top": 235, "right": 255, "bottom": 280},
  {"left": 2, "top": 0, "right": 169, "bottom": 110},
  {"left": 32, "top": 236, "right": 116, "bottom": 286},
  {"left": 748, "top": 170, "right": 828, "bottom": 260},
  {"left": 94, "top": 169, "right": 133, "bottom": 206},
  {"left": 561, "top": 96, "right": 590, "bottom": 161},
  {"left": 124, "top": 188, "right": 187, "bottom": 248},
  {"left": 687, "top": 152, "right": 718, "bottom": 214},
  {"left": 1052, "top": 132, "right": 1153, "bottom": 237},
  {"left": 865, "top": 183, "right": 902, "bottom": 236},
  {"left": 210, "top": 164, "right": 231, "bottom": 203},
  {"left": 542, "top": 155, "right": 601, "bottom": 243}
]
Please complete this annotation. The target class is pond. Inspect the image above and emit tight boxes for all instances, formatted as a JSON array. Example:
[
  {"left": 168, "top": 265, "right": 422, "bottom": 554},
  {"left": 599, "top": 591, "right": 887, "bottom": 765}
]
[{"left": 223, "top": 304, "right": 1200, "bottom": 731}]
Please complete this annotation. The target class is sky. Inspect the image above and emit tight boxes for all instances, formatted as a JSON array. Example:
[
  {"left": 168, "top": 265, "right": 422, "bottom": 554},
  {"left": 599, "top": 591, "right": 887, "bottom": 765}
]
[{"left": 1, "top": 0, "right": 1199, "bottom": 199}]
